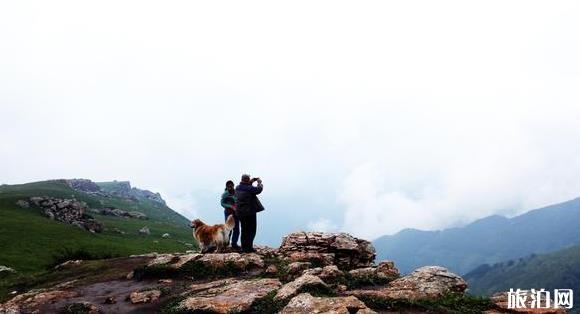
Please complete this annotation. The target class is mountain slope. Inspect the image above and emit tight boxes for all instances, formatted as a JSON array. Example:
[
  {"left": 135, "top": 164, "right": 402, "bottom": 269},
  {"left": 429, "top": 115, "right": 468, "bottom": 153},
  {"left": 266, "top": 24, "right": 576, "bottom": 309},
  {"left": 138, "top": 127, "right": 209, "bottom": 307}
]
[
  {"left": 464, "top": 244, "right": 580, "bottom": 298},
  {"left": 0, "top": 180, "right": 196, "bottom": 274},
  {"left": 374, "top": 197, "right": 580, "bottom": 275}
]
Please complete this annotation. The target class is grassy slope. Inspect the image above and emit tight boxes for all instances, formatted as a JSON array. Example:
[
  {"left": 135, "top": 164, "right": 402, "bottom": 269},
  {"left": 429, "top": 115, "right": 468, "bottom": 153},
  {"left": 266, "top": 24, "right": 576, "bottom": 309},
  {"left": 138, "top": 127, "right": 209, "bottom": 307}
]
[
  {"left": 465, "top": 244, "right": 580, "bottom": 296},
  {"left": 0, "top": 180, "right": 196, "bottom": 273}
]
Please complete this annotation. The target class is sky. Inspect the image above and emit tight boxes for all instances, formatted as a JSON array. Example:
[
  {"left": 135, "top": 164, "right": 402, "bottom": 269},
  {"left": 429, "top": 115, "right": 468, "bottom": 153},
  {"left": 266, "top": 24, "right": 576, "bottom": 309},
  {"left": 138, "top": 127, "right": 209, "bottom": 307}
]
[{"left": 1, "top": 1, "right": 580, "bottom": 245}]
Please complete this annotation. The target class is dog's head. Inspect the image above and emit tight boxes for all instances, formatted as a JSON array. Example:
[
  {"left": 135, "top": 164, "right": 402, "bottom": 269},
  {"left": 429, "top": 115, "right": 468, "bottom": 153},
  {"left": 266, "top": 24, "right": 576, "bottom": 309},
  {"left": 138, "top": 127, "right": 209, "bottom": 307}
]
[{"left": 190, "top": 219, "right": 204, "bottom": 229}]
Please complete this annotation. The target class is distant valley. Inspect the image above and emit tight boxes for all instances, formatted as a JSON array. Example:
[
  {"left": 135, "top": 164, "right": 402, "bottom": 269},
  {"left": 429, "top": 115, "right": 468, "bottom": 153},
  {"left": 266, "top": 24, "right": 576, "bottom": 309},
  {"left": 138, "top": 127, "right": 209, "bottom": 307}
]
[{"left": 374, "top": 197, "right": 580, "bottom": 275}]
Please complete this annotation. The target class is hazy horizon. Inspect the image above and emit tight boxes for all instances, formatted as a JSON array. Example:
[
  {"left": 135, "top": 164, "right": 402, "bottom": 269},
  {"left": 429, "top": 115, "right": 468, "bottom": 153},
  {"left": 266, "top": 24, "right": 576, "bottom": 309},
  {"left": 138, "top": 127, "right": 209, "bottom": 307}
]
[{"left": 2, "top": 1, "right": 580, "bottom": 245}]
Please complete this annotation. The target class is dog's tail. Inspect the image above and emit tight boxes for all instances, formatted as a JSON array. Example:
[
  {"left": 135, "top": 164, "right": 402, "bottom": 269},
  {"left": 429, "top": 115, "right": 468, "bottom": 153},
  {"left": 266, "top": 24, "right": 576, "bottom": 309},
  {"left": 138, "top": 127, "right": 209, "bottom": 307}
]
[{"left": 224, "top": 214, "right": 236, "bottom": 232}]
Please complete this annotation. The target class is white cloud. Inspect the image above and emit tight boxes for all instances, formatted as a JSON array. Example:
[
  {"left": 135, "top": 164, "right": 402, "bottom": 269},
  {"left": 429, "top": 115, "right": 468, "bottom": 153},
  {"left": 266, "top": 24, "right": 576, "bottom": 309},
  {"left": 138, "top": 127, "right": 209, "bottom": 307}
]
[{"left": 307, "top": 218, "right": 339, "bottom": 233}]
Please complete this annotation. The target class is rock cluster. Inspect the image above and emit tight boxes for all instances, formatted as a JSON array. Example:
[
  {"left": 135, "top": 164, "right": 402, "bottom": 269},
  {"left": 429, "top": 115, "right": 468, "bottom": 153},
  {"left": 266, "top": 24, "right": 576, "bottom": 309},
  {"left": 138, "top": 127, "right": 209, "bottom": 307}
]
[
  {"left": 279, "top": 232, "right": 376, "bottom": 270},
  {"left": 349, "top": 265, "right": 467, "bottom": 301},
  {"left": 89, "top": 207, "right": 148, "bottom": 219},
  {"left": 28, "top": 196, "right": 104, "bottom": 233}
]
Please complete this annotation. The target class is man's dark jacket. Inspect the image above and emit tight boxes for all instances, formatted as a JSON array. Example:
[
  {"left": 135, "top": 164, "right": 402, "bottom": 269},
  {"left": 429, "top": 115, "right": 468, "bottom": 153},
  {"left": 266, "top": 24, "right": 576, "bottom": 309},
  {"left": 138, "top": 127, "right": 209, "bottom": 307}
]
[{"left": 235, "top": 182, "right": 264, "bottom": 217}]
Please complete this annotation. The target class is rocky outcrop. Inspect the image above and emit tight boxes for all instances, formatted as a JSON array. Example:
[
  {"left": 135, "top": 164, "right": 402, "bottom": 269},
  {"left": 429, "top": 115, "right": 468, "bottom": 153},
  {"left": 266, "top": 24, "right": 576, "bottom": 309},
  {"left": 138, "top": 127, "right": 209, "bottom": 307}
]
[
  {"left": 281, "top": 293, "right": 376, "bottom": 314},
  {"left": 28, "top": 196, "right": 103, "bottom": 233},
  {"left": 174, "top": 278, "right": 282, "bottom": 313},
  {"left": 89, "top": 207, "right": 148, "bottom": 220},
  {"left": 65, "top": 178, "right": 167, "bottom": 205},
  {"left": 0, "top": 265, "right": 16, "bottom": 277},
  {"left": 349, "top": 266, "right": 466, "bottom": 301},
  {"left": 0, "top": 289, "right": 79, "bottom": 313},
  {"left": 0, "top": 231, "right": 494, "bottom": 313},
  {"left": 66, "top": 179, "right": 101, "bottom": 193},
  {"left": 99, "top": 180, "right": 166, "bottom": 205},
  {"left": 279, "top": 232, "right": 375, "bottom": 270}
]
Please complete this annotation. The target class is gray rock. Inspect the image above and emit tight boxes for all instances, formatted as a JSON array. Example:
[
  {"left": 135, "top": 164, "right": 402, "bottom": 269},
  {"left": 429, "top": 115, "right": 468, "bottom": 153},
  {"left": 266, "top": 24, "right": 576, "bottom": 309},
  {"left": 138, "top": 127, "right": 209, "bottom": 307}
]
[
  {"left": 15, "top": 200, "right": 29, "bottom": 208},
  {"left": 139, "top": 226, "right": 151, "bottom": 235}
]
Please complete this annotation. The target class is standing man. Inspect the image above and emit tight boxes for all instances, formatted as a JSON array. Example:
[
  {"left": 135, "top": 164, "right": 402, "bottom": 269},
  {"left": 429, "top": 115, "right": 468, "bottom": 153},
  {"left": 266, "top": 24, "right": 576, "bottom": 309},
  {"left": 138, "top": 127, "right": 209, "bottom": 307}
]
[
  {"left": 221, "top": 180, "right": 240, "bottom": 250},
  {"left": 235, "top": 174, "right": 264, "bottom": 253}
]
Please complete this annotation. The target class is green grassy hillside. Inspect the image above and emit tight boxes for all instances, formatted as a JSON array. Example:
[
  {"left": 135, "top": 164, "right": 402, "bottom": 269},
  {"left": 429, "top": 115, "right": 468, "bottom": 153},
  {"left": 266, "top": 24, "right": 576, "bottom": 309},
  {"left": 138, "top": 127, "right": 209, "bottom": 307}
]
[
  {"left": 465, "top": 244, "right": 580, "bottom": 300},
  {"left": 0, "top": 180, "right": 196, "bottom": 274}
]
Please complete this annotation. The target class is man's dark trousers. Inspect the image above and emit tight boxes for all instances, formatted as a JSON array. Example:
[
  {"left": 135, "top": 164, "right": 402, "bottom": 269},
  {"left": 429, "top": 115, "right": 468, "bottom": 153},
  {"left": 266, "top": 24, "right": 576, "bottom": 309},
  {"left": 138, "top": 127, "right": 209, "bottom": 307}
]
[
  {"left": 239, "top": 213, "right": 256, "bottom": 252},
  {"left": 224, "top": 211, "right": 240, "bottom": 247}
]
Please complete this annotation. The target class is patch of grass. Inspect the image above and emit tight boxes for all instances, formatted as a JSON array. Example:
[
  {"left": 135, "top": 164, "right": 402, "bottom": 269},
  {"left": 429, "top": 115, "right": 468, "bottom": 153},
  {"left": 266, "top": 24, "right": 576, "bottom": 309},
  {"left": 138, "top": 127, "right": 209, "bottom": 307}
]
[
  {"left": 357, "top": 292, "right": 497, "bottom": 314},
  {"left": 0, "top": 180, "right": 198, "bottom": 276},
  {"left": 261, "top": 256, "right": 290, "bottom": 281},
  {"left": 47, "top": 247, "right": 120, "bottom": 269},
  {"left": 61, "top": 302, "right": 97, "bottom": 314},
  {"left": 341, "top": 272, "right": 396, "bottom": 289}
]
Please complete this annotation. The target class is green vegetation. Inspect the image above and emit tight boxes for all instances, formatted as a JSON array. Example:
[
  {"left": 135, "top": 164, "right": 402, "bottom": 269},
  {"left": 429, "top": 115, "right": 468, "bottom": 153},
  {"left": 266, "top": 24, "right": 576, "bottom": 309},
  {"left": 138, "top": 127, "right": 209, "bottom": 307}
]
[
  {"left": 358, "top": 292, "right": 498, "bottom": 314},
  {"left": 465, "top": 244, "right": 580, "bottom": 297},
  {"left": 0, "top": 180, "right": 197, "bottom": 300},
  {"left": 341, "top": 272, "right": 396, "bottom": 289}
]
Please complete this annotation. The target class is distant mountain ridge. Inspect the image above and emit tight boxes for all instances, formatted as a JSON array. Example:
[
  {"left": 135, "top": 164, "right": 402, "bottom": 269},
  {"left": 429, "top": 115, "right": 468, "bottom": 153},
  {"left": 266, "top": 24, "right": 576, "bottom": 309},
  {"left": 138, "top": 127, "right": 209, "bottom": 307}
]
[
  {"left": 374, "top": 197, "right": 580, "bottom": 275},
  {"left": 65, "top": 178, "right": 166, "bottom": 205},
  {"left": 464, "top": 244, "right": 580, "bottom": 299}
]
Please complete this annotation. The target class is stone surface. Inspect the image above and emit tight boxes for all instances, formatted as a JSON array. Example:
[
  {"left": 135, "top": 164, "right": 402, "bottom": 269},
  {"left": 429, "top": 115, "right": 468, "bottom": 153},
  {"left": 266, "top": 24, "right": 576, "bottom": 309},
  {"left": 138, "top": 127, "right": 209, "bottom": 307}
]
[
  {"left": 286, "top": 261, "right": 312, "bottom": 280},
  {"left": 0, "top": 289, "right": 79, "bottom": 313},
  {"left": 279, "top": 232, "right": 375, "bottom": 270},
  {"left": 0, "top": 265, "right": 16, "bottom": 275},
  {"left": 129, "top": 289, "right": 161, "bottom": 304},
  {"left": 275, "top": 274, "right": 329, "bottom": 301},
  {"left": 175, "top": 278, "right": 282, "bottom": 313},
  {"left": 303, "top": 265, "right": 344, "bottom": 283},
  {"left": 349, "top": 266, "right": 466, "bottom": 301},
  {"left": 54, "top": 260, "right": 83, "bottom": 270},
  {"left": 265, "top": 264, "right": 278, "bottom": 275},
  {"left": 376, "top": 260, "right": 400, "bottom": 278},
  {"left": 280, "top": 293, "right": 376, "bottom": 314},
  {"left": 139, "top": 226, "right": 151, "bottom": 235},
  {"left": 485, "top": 291, "right": 567, "bottom": 314}
]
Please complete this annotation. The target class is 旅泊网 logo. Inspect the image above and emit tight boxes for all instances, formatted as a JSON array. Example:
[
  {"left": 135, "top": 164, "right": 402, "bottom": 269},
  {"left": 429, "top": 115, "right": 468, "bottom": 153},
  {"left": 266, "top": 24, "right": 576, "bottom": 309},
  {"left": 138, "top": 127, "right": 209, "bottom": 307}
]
[{"left": 507, "top": 288, "right": 573, "bottom": 310}]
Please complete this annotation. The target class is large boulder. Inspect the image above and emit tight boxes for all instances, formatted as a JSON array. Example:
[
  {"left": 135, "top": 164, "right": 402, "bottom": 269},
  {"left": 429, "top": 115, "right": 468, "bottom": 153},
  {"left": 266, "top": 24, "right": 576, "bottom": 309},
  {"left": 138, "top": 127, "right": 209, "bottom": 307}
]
[
  {"left": 280, "top": 293, "right": 376, "bottom": 314},
  {"left": 173, "top": 278, "right": 282, "bottom": 313},
  {"left": 279, "top": 232, "right": 376, "bottom": 270},
  {"left": 349, "top": 266, "right": 467, "bottom": 301},
  {"left": 136, "top": 252, "right": 264, "bottom": 279},
  {"left": 274, "top": 274, "right": 330, "bottom": 301}
]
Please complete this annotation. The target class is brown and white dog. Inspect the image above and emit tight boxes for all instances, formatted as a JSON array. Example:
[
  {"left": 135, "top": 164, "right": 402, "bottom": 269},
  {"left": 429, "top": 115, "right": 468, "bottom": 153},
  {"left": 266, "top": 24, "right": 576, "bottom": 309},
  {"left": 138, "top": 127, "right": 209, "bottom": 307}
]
[{"left": 190, "top": 215, "right": 236, "bottom": 253}]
